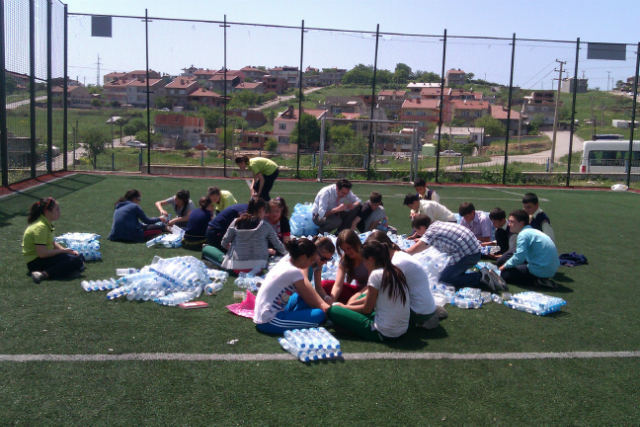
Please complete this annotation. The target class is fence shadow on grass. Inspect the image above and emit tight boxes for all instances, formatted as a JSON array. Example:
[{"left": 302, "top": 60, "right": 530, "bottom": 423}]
[{"left": 0, "top": 174, "right": 105, "bottom": 228}]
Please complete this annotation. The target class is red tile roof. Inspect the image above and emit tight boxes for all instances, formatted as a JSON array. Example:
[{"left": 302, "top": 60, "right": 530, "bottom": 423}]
[
  {"left": 188, "top": 88, "right": 223, "bottom": 98},
  {"left": 208, "top": 74, "right": 238, "bottom": 81},
  {"left": 105, "top": 72, "right": 125, "bottom": 78},
  {"left": 447, "top": 69, "right": 465, "bottom": 74},
  {"left": 420, "top": 87, "right": 445, "bottom": 96},
  {"left": 51, "top": 85, "right": 83, "bottom": 93},
  {"left": 235, "top": 82, "right": 263, "bottom": 90},
  {"left": 401, "top": 99, "right": 440, "bottom": 109},
  {"left": 277, "top": 107, "right": 326, "bottom": 121},
  {"left": 104, "top": 79, "right": 133, "bottom": 88},
  {"left": 241, "top": 66, "right": 267, "bottom": 73},
  {"left": 154, "top": 114, "right": 204, "bottom": 127},
  {"left": 379, "top": 90, "right": 407, "bottom": 96},
  {"left": 165, "top": 78, "right": 198, "bottom": 89},
  {"left": 127, "top": 78, "right": 163, "bottom": 87},
  {"left": 450, "top": 100, "right": 489, "bottom": 110},
  {"left": 490, "top": 106, "right": 522, "bottom": 120}
]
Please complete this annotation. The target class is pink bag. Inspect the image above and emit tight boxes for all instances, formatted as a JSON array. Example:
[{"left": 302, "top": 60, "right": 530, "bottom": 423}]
[{"left": 226, "top": 290, "right": 256, "bottom": 318}]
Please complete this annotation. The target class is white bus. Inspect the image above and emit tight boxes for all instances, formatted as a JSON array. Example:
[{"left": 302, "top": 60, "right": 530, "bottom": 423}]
[{"left": 580, "top": 140, "right": 640, "bottom": 173}]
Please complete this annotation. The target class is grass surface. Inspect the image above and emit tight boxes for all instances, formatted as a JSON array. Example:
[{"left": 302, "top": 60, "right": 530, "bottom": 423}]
[{"left": 1, "top": 174, "right": 639, "bottom": 424}]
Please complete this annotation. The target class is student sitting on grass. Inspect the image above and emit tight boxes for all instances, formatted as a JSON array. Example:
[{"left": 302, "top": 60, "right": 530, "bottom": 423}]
[
  {"left": 266, "top": 197, "right": 291, "bottom": 246},
  {"left": 522, "top": 192, "right": 554, "bottom": 242},
  {"left": 108, "top": 189, "right": 167, "bottom": 243},
  {"left": 155, "top": 189, "right": 195, "bottom": 228},
  {"left": 499, "top": 209, "right": 560, "bottom": 288},
  {"left": 205, "top": 203, "right": 248, "bottom": 253},
  {"left": 351, "top": 191, "right": 394, "bottom": 234},
  {"left": 221, "top": 197, "right": 286, "bottom": 273},
  {"left": 404, "top": 193, "right": 456, "bottom": 239},
  {"left": 253, "top": 239, "right": 330, "bottom": 335},
  {"left": 23, "top": 197, "right": 85, "bottom": 284},
  {"left": 301, "top": 236, "right": 337, "bottom": 304},
  {"left": 459, "top": 202, "right": 492, "bottom": 243},
  {"left": 321, "top": 229, "right": 370, "bottom": 304},
  {"left": 207, "top": 186, "right": 237, "bottom": 214},
  {"left": 482, "top": 207, "right": 518, "bottom": 264},
  {"left": 413, "top": 177, "right": 440, "bottom": 203},
  {"left": 365, "top": 231, "right": 442, "bottom": 329},
  {"left": 327, "top": 240, "right": 410, "bottom": 341},
  {"left": 182, "top": 197, "right": 214, "bottom": 250}
]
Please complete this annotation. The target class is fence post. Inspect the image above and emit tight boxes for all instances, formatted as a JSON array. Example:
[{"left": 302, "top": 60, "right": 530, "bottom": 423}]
[
  {"left": 29, "top": 0, "right": 36, "bottom": 178},
  {"left": 222, "top": 15, "right": 228, "bottom": 178},
  {"left": 367, "top": 24, "right": 380, "bottom": 181},
  {"left": 112, "top": 152, "right": 115, "bottom": 171},
  {"left": 502, "top": 33, "right": 516, "bottom": 185},
  {"left": 145, "top": 9, "right": 151, "bottom": 175},
  {"left": 546, "top": 158, "right": 550, "bottom": 172},
  {"left": 139, "top": 148, "right": 143, "bottom": 168},
  {"left": 460, "top": 155, "right": 464, "bottom": 171},
  {"left": 435, "top": 29, "right": 447, "bottom": 184},
  {"left": 627, "top": 42, "right": 640, "bottom": 188},
  {"left": 0, "top": 0, "right": 8, "bottom": 186},
  {"left": 296, "top": 20, "right": 304, "bottom": 179},
  {"left": 566, "top": 38, "right": 581, "bottom": 187},
  {"left": 312, "top": 151, "right": 316, "bottom": 168},
  {"left": 46, "top": 0, "right": 53, "bottom": 174},
  {"left": 318, "top": 114, "right": 326, "bottom": 181},
  {"left": 201, "top": 149, "right": 204, "bottom": 166}
]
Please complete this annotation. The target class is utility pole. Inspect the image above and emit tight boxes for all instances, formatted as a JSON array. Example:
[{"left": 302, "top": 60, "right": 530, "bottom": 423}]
[
  {"left": 606, "top": 71, "right": 611, "bottom": 91},
  {"left": 96, "top": 54, "right": 102, "bottom": 87},
  {"left": 550, "top": 59, "right": 566, "bottom": 171}
]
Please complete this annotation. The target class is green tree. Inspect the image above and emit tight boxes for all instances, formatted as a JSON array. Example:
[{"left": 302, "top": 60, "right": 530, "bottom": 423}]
[
  {"left": 474, "top": 115, "right": 506, "bottom": 137},
  {"left": 393, "top": 63, "right": 413, "bottom": 84},
  {"left": 342, "top": 64, "right": 374, "bottom": 85},
  {"left": 81, "top": 127, "right": 109, "bottom": 169},
  {"left": 266, "top": 108, "right": 276, "bottom": 125},
  {"left": 414, "top": 70, "right": 440, "bottom": 83},
  {"left": 376, "top": 69, "right": 393, "bottom": 85},
  {"left": 530, "top": 113, "right": 546, "bottom": 134},
  {"left": 5, "top": 75, "right": 18, "bottom": 94},
  {"left": 289, "top": 113, "right": 321, "bottom": 150},
  {"left": 123, "top": 118, "right": 147, "bottom": 136},
  {"left": 329, "top": 124, "right": 356, "bottom": 146},
  {"left": 336, "top": 134, "right": 368, "bottom": 167},
  {"left": 558, "top": 106, "right": 570, "bottom": 121},
  {"left": 465, "top": 72, "right": 475, "bottom": 83},
  {"left": 90, "top": 98, "right": 103, "bottom": 108},
  {"left": 155, "top": 96, "right": 174, "bottom": 110},
  {"left": 264, "top": 138, "right": 279, "bottom": 152},
  {"left": 135, "top": 130, "right": 162, "bottom": 146}
]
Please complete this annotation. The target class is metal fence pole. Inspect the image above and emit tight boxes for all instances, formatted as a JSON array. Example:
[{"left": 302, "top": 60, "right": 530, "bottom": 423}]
[
  {"left": 367, "top": 24, "right": 380, "bottom": 181},
  {"left": 296, "top": 20, "right": 304, "bottom": 179},
  {"left": 502, "top": 33, "right": 516, "bottom": 185},
  {"left": 0, "top": 0, "right": 8, "bottom": 186},
  {"left": 318, "top": 114, "right": 326, "bottom": 181},
  {"left": 566, "top": 38, "right": 580, "bottom": 187},
  {"left": 62, "top": 5, "right": 68, "bottom": 171},
  {"left": 145, "top": 9, "right": 151, "bottom": 174},
  {"left": 410, "top": 124, "right": 416, "bottom": 182},
  {"left": 29, "top": 0, "right": 36, "bottom": 178},
  {"left": 46, "top": 0, "right": 53, "bottom": 174},
  {"left": 223, "top": 15, "right": 227, "bottom": 178},
  {"left": 435, "top": 29, "right": 447, "bottom": 184},
  {"left": 627, "top": 42, "right": 640, "bottom": 188}
]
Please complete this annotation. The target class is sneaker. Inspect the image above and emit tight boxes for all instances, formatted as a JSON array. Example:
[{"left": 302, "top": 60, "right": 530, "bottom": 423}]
[
  {"left": 536, "top": 278, "right": 558, "bottom": 288},
  {"left": 479, "top": 267, "right": 496, "bottom": 292},
  {"left": 417, "top": 315, "right": 440, "bottom": 330},
  {"left": 434, "top": 305, "right": 448, "bottom": 320},
  {"left": 31, "top": 271, "right": 45, "bottom": 284},
  {"left": 488, "top": 270, "right": 508, "bottom": 291}
]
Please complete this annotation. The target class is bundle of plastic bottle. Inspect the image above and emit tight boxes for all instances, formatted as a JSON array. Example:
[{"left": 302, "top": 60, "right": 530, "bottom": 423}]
[
  {"left": 290, "top": 203, "right": 319, "bottom": 237},
  {"left": 55, "top": 233, "right": 102, "bottom": 261},
  {"left": 145, "top": 226, "right": 186, "bottom": 249},
  {"left": 504, "top": 291, "right": 566, "bottom": 316},
  {"left": 480, "top": 245, "right": 501, "bottom": 256},
  {"left": 234, "top": 272, "right": 264, "bottom": 292},
  {"left": 155, "top": 214, "right": 171, "bottom": 226},
  {"left": 279, "top": 327, "right": 342, "bottom": 362},
  {"left": 451, "top": 287, "right": 484, "bottom": 309},
  {"left": 430, "top": 283, "right": 456, "bottom": 305},
  {"left": 80, "top": 278, "right": 118, "bottom": 292},
  {"left": 413, "top": 246, "right": 451, "bottom": 288}
]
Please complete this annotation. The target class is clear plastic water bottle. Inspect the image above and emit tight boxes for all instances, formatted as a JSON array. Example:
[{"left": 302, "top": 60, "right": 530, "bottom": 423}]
[
  {"left": 278, "top": 338, "right": 309, "bottom": 362},
  {"left": 481, "top": 291, "right": 491, "bottom": 304},
  {"left": 452, "top": 297, "right": 482, "bottom": 309},
  {"left": 205, "top": 281, "right": 224, "bottom": 296},
  {"left": 491, "top": 294, "right": 503, "bottom": 304},
  {"left": 117, "top": 268, "right": 139, "bottom": 276}
]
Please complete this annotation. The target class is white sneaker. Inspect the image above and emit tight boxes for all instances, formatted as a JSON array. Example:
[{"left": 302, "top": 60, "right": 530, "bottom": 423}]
[
  {"left": 31, "top": 271, "right": 45, "bottom": 284},
  {"left": 417, "top": 315, "right": 440, "bottom": 330}
]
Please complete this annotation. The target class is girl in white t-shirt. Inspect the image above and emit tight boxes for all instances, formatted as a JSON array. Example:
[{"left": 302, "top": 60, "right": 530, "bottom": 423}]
[
  {"left": 327, "top": 241, "right": 410, "bottom": 341},
  {"left": 365, "top": 231, "right": 439, "bottom": 329},
  {"left": 253, "top": 239, "right": 330, "bottom": 334}
]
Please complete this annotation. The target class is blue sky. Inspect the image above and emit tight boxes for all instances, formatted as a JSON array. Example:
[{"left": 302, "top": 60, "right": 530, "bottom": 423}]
[{"left": 53, "top": 0, "right": 640, "bottom": 88}]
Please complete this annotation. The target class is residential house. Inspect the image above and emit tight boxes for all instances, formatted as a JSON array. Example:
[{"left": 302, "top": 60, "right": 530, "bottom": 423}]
[
  {"left": 445, "top": 69, "right": 466, "bottom": 87},
  {"left": 400, "top": 98, "right": 442, "bottom": 137},
  {"left": 324, "top": 96, "right": 367, "bottom": 117},
  {"left": 228, "top": 110, "right": 268, "bottom": 128},
  {"left": 199, "top": 132, "right": 220, "bottom": 150},
  {"left": 207, "top": 74, "right": 241, "bottom": 93},
  {"left": 377, "top": 90, "right": 407, "bottom": 120},
  {"left": 441, "top": 126, "right": 485, "bottom": 146},
  {"left": 262, "top": 75, "right": 288, "bottom": 94},
  {"left": 165, "top": 77, "right": 199, "bottom": 108},
  {"left": 103, "top": 78, "right": 132, "bottom": 105},
  {"left": 180, "top": 65, "right": 199, "bottom": 77},
  {"left": 192, "top": 69, "right": 218, "bottom": 82},
  {"left": 103, "top": 72, "right": 125, "bottom": 85},
  {"left": 273, "top": 105, "right": 326, "bottom": 146},
  {"left": 123, "top": 70, "right": 161, "bottom": 81},
  {"left": 126, "top": 78, "right": 166, "bottom": 108},
  {"left": 154, "top": 114, "right": 205, "bottom": 148},
  {"left": 188, "top": 87, "right": 228, "bottom": 108},
  {"left": 450, "top": 100, "right": 490, "bottom": 126},
  {"left": 490, "top": 105, "right": 526, "bottom": 136},
  {"left": 375, "top": 130, "right": 414, "bottom": 153},
  {"left": 302, "top": 67, "right": 347, "bottom": 87},
  {"left": 51, "top": 85, "right": 92, "bottom": 107},
  {"left": 561, "top": 77, "right": 588, "bottom": 93},
  {"left": 268, "top": 66, "right": 299, "bottom": 88},
  {"left": 239, "top": 131, "right": 275, "bottom": 150},
  {"left": 241, "top": 66, "right": 269, "bottom": 81},
  {"left": 406, "top": 82, "right": 441, "bottom": 99},
  {"left": 234, "top": 82, "right": 265, "bottom": 94},
  {"left": 523, "top": 91, "right": 561, "bottom": 125}
]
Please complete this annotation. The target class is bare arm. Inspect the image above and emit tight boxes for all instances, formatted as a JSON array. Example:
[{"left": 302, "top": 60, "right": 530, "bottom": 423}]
[
  {"left": 331, "top": 263, "right": 347, "bottom": 301},
  {"left": 36, "top": 244, "right": 77, "bottom": 259},
  {"left": 406, "top": 240, "right": 428, "bottom": 255},
  {"left": 341, "top": 286, "right": 377, "bottom": 315},
  {"left": 155, "top": 200, "right": 169, "bottom": 216},
  {"left": 294, "top": 279, "right": 330, "bottom": 312}
]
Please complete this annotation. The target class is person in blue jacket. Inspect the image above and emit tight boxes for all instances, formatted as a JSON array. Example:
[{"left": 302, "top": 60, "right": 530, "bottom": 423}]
[
  {"left": 108, "top": 189, "right": 167, "bottom": 242},
  {"left": 205, "top": 203, "right": 249, "bottom": 252}
]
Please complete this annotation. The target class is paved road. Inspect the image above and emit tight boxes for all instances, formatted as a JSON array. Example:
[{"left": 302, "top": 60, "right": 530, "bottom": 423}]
[
  {"left": 251, "top": 87, "right": 323, "bottom": 111},
  {"left": 6, "top": 96, "right": 47, "bottom": 110}
]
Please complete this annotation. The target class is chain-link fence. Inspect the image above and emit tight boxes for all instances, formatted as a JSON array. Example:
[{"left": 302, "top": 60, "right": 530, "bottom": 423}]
[
  {"left": 2, "top": 0, "right": 67, "bottom": 186},
  {"left": 3, "top": 8, "right": 639, "bottom": 188}
]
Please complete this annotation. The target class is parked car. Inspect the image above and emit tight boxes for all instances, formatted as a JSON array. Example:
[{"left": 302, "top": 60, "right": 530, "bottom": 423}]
[
  {"left": 439, "top": 150, "right": 462, "bottom": 156},
  {"left": 126, "top": 140, "right": 147, "bottom": 148}
]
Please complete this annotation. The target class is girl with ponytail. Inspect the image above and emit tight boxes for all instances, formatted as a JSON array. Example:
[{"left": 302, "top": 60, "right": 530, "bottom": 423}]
[
  {"left": 253, "top": 238, "right": 330, "bottom": 334},
  {"left": 327, "top": 240, "right": 411, "bottom": 341},
  {"left": 22, "top": 197, "right": 85, "bottom": 284}
]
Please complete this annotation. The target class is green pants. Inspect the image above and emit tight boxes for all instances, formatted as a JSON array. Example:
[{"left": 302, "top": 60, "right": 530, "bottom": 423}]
[{"left": 327, "top": 305, "right": 386, "bottom": 342}]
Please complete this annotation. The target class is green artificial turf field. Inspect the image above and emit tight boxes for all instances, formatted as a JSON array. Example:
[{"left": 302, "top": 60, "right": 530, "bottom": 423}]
[{"left": 1, "top": 174, "right": 639, "bottom": 425}]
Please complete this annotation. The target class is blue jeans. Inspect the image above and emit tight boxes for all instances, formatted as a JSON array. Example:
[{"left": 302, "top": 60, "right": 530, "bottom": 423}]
[
  {"left": 440, "top": 252, "right": 481, "bottom": 289},
  {"left": 256, "top": 293, "right": 326, "bottom": 335}
]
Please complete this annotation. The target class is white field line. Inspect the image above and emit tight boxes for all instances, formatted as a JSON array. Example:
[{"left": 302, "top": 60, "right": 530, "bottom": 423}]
[
  {"left": 1, "top": 351, "right": 639, "bottom": 363},
  {"left": 483, "top": 187, "right": 550, "bottom": 202},
  {"left": 0, "top": 173, "right": 78, "bottom": 200}
]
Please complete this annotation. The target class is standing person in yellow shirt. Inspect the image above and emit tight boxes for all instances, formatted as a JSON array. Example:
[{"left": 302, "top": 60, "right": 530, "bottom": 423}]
[
  {"left": 235, "top": 155, "right": 279, "bottom": 202},
  {"left": 22, "top": 197, "right": 85, "bottom": 284}
]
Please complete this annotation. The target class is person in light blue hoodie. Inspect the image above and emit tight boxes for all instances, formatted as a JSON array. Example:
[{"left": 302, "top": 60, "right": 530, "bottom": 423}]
[{"left": 499, "top": 209, "right": 560, "bottom": 288}]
